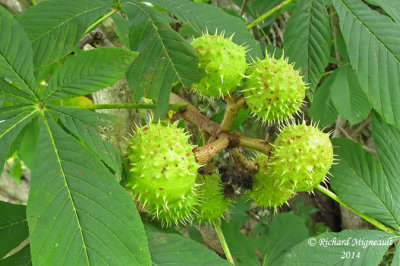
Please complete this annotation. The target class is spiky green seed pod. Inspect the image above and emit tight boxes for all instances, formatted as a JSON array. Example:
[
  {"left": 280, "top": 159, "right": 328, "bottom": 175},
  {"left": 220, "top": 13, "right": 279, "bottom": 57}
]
[
  {"left": 126, "top": 121, "right": 200, "bottom": 227},
  {"left": 249, "top": 154, "right": 294, "bottom": 208},
  {"left": 195, "top": 173, "right": 230, "bottom": 223},
  {"left": 242, "top": 55, "right": 306, "bottom": 123},
  {"left": 191, "top": 33, "right": 247, "bottom": 97},
  {"left": 269, "top": 122, "right": 333, "bottom": 192}
]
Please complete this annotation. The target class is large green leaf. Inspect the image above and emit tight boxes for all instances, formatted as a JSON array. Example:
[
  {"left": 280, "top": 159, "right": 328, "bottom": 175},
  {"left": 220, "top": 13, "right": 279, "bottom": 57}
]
[
  {"left": 308, "top": 74, "right": 338, "bottom": 128},
  {"left": 0, "top": 6, "right": 37, "bottom": 100},
  {"left": 366, "top": 0, "right": 400, "bottom": 24},
  {"left": 145, "top": 224, "right": 231, "bottom": 265},
  {"left": 48, "top": 105, "right": 121, "bottom": 179},
  {"left": 329, "top": 65, "right": 371, "bottom": 126},
  {"left": 0, "top": 106, "right": 36, "bottom": 173},
  {"left": 17, "top": 0, "right": 112, "bottom": 67},
  {"left": 372, "top": 114, "right": 400, "bottom": 219},
  {"left": 148, "top": 0, "right": 263, "bottom": 60},
  {"left": 43, "top": 48, "right": 137, "bottom": 101},
  {"left": 333, "top": 0, "right": 400, "bottom": 128},
  {"left": 0, "top": 79, "right": 34, "bottom": 104},
  {"left": 124, "top": 2, "right": 202, "bottom": 117},
  {"left": 0, "top": 202, "right": 29, "bottom": 259},
  {"left": 0, "top": 245, "right": 31, "bottom": 266},
  {"left": 284, "top": 0, "right": 331, "bottom": 90},
  {"left": 392, "top": 242, "right": 400, "bottom": 266},
  {"left": 284, "top": 230, "right": 394, "bottom": 265},
  {"left": 330, "top": 138, "right": 400, "bottom": 230},
  {"left": 262, "top": 213, "right": 308, "bottom": 266},
  {"left": 27, "top": 114, "right": 151, "bottom": 265}
]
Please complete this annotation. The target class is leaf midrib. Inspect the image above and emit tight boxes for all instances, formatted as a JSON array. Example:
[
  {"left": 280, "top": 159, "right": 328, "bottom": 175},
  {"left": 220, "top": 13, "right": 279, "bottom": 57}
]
[
  {"left": 29, "top": 4, "right": 109, "bottom": 44},
  {"left": 339, "top": 153, "right": 400, "bottom": 229},
  {"left": 126, "top": 2, "right": 185, "bottom": 84},
  {"left": 338, "top": 0, "right": 400, "bottom": 63},
  {"left": 0, "top": 109, "right": 36, "bottom": 138},
  {"left": 41, "top": 113, "right": 90, "bottom": 265}
]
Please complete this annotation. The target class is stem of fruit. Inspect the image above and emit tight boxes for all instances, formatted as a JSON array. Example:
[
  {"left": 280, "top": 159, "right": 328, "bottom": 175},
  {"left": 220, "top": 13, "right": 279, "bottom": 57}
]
[
  {"left": 220, "top": 95, "right": 246, "bottom": 132},
  {"left": 213, "top": 221, "right": 234, "bottom": 264},
  {"left": 239, "top": 135, "right": 272, "bottom": 155},
  {"left": 170, "top": 93, "right": 221, "bottom": 136},
  {"left": 230, "top": 148, "right": 258, "bottom": 172},
  {"left": 31, "top": 0, "right": 37, "bottom": 5},
  {"left": 83, "top": 6, "right": 121, "bottom": 36},
  {"left": 194, "top": 134, "right": 230, "bottom": 163},
  {"left": 317, "top": 185, "right": 397, "bottom": 234},
  {"left": 67, "top": 103, "right": 187, "bottom": 111},
  {"left": 247, "top": 0, "right": 294, "bottom": 29}
]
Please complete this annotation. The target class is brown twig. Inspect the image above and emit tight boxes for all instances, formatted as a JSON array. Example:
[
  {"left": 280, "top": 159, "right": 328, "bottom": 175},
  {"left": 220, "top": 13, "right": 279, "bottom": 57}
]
[
  {"left": 193, "top": 134, "right": 230, "bottom": 163},
  {"left": 230, "top": 148, "right": 258, "bottom": 172},
  {"left": 350, "top": 116, "right": 371, "bottom": 137},
  {"left": 240, "top": 0, "right": 249, "bottom": 16},
  {"left": 220, "top": 95, "right": 246, "bottom": 132},
  {"left": 169, "top": 93, "right": 221, "bottom": 136},
  {"left": 239, "top": 135, "right": 272, "bottom": 155}
]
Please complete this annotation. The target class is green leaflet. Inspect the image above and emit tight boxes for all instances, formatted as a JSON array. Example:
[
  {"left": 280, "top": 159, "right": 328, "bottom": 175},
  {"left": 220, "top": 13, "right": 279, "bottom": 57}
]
[
  {"left": 308, "top": 73, "right": 338, "bottom": 128},
  {"left": 0, "top": 6, "right": 38, "bottom": 100},
  {"left": 145, "top": 224, "right": 231, "bottom": 265},
  {"left": 372, "top": 113, "right": 400, "bottom": 224},
  {"left": 124, "top": 2, "right": 202, "bottom": 118},
  {"left": 28, "top": 114, "right": 151, "bottom": 265},
  {"left": 284, "top": 0, "right": 332, "bottom": 90},
  {"left": 17, "top": 0, "right": 112, "bottom": 67},
  {"left": 0, "top": 202, "right": 29, "bottom": 259},
  {"left": 329, "top": 65, "right": 371, "bottom": 126},
  {"left": 333, "top": 0, "right": 400, "bottom": 129},
  {"left": 43, "top": 48, "right": 137, "bottom": 101},
  {"left": 330, "top": 138, "right": 400, "bottom": 230},
  {"left": 148, "top": 0, "right": 263, "bottom": 60}
]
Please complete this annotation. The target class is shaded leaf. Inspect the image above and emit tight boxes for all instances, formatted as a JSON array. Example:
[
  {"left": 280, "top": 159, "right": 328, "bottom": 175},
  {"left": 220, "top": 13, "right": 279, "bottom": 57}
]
[
  {"left": 124, "top": 2, "right": 202, "bottom": 118},
  {"left": 0, "top": 6, "right": 37, "bottom": 99},
  {"left": 145, "top": 224, "right": 230, "bottom": 265},
  {"left": 330, "top": 138, "right": 400, "bottom": 230},
  {"left": 284, "top": 230, "right": 394, "bottom": 265},
  {"left": 0, "top": 202, "right": 29, "bottom": 258},
  {"left": 284, "top": 0, "right": 331, "bottom": 89},
  {"left": 17, "top": 0, "right": 112, "bottom": 67},
  {"left": 366, "top": 0, "right": 400, "bottom": 24},
  {"left": 308, "top": 73, "right": 338, "bottom": 128},
  {"left": 372, "top": 113, "right": 400, "bottom": 223},
  {"left": 262, "top": 213, "right": 308, "bottom": 266},
  {"left": 330, "top": 65, "right": 371, "bottom": 126},
  {"left": 148, "top": 0, "right": 263, "bottom": 60},
  {"left": 0, "top": 107, "right": 36, "bottom": 173},
  {"left": 27, "top": 114, "right": 151, "bottom": 265},
  {"left": 0, "top": 79, "right": 34, "bottom": 104},
  {"left": 44, "top": 48, "right": 137, "bottom": 101},
  {"left": 0, "top": 245, "right": 31, "bottom": 266},
  {"left": 333, "top": 0, "right": 400, "bottom": 128}
]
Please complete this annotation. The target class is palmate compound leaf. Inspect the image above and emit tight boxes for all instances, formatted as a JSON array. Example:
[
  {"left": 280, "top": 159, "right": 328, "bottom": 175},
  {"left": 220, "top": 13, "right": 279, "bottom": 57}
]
[
  {"left": 43, "top": 48, "right": 138, "bottom": 101},
  {"left": 284, "top": 0, "right": 332, "bottom": 90},
  {"left": 147, "top": 0, "right": 263, "bottom": 60},
  {"left": 333, "top": 0, "right": 400, "bottom": 129},
  {"left": 284, "top": 230, "right": 395, "bottom": 265},
  {"left": 0, "top": 202, "right": 29, "bottom": 259},
  {"left": 27, "top": 113, "right": 151, "bottom": 265},
  {"left": 16, "top": 0, "right": 112, "bottom": 68},
  {"left": 0, "top": 6, "right": 38, "bottom": 100},
  {"left": 330, "top": 138, "right": 400, "bottom": 231},
  {"left": 124, "top": 1, "right": 202, "bottom": 118}
]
